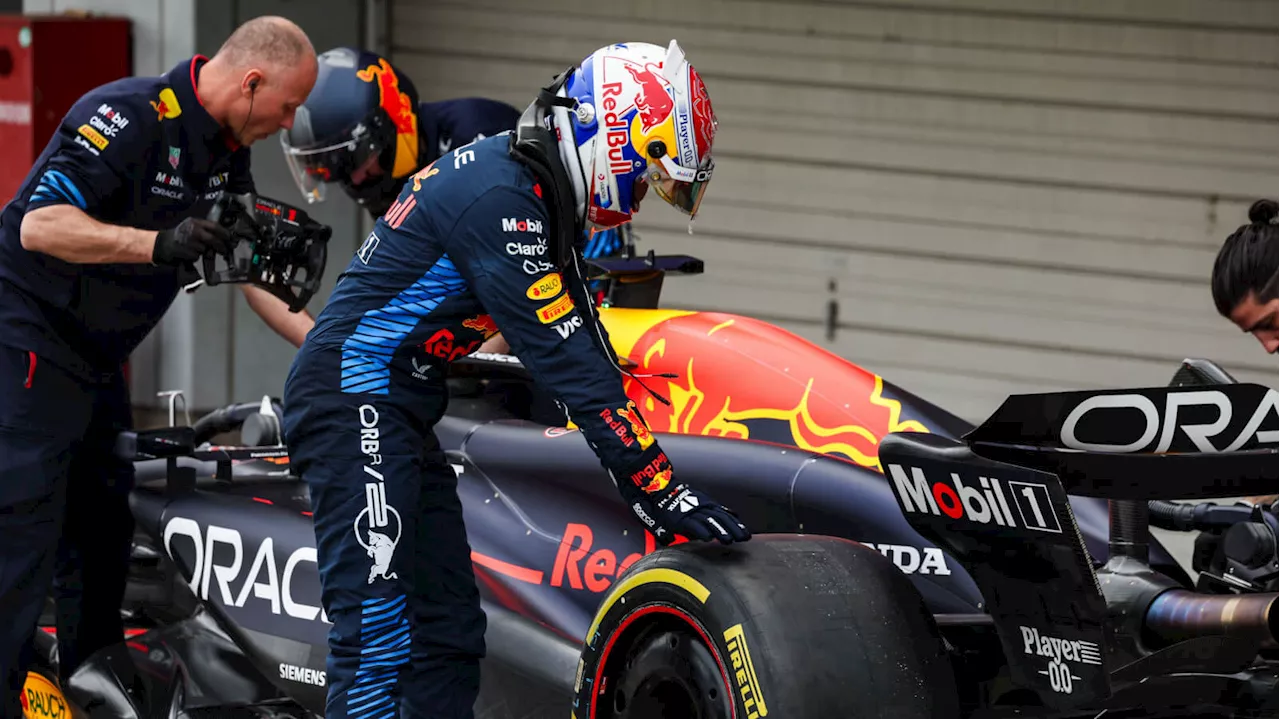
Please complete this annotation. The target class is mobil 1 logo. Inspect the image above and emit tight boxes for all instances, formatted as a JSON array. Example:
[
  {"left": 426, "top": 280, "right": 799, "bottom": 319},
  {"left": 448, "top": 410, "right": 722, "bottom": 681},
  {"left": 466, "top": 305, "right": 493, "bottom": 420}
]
[{"left": 886, "top": 460, "right": 1062, "bottom": 536}]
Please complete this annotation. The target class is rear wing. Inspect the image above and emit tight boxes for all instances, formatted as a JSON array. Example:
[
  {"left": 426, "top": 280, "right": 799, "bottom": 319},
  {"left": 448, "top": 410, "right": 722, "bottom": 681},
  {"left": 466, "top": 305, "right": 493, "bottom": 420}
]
[
  {"left": 878, "top": 380, "right": 1278, "bottom": 709},
  {"left": 962, "top": 383, "right": 1277, "bottom": 499}
]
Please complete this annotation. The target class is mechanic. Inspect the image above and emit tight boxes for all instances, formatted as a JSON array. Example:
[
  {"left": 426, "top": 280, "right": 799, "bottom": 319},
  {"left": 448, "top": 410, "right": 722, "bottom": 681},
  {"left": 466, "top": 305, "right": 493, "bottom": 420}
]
[
  {"left": 1210, "top": 198, "right": 1278, "bottom": 509},
  {"left": 280, "top": 40, "right": 749, "bottom": 719},
  {"left": 0, "top": 17, "right": 319, "bottom": 714},
  {"left": 278, "top": 46, "right": 628, "bottom": 358}
]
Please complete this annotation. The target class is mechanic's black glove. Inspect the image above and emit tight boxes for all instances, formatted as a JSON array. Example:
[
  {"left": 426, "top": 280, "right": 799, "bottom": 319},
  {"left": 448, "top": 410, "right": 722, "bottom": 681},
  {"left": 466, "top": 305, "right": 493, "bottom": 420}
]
[
  {"left": 153, "top": 217, "right": 233, "bottom": 266},
  {"left": 623, "top": 480, "right": 752, "bottom": 546}
]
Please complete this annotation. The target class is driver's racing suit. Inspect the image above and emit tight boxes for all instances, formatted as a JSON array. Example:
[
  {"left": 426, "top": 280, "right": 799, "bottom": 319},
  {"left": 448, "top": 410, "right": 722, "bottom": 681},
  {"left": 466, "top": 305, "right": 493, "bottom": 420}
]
[{"left": 281, "top": 133, "right": 748, "bottom": 718}]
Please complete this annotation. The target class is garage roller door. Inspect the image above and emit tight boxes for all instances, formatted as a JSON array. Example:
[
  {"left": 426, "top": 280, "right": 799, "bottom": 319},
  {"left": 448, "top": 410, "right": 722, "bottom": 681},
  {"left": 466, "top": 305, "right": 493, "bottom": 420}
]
[{"left": 389, "top": 0, "right": 1277, "bottom": 421}]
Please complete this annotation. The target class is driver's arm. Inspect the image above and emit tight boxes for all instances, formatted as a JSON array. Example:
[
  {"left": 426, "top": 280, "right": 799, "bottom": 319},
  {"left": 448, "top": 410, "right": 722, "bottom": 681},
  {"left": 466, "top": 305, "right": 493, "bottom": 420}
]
[
  {"left": 448, "top": 185, "right": 749, "bottom": 545},
  {"left": 20, "top": 98, "right": 159, "bottom": 264},
  {"left": 241, "top": 284, "right": 314, "bottom": 348},
  {"left": 446, "top": 187, "right": 653, "bottom": 475},
  {"left": 225, "top": 145, "right": 316, "bottom": 348}
]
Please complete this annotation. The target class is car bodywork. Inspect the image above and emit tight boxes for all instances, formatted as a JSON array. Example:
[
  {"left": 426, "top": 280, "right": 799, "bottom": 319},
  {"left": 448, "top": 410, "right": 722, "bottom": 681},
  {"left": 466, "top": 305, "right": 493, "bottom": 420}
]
[{"left": 27, "top": 255, "right": 1277, "bottom": 719}]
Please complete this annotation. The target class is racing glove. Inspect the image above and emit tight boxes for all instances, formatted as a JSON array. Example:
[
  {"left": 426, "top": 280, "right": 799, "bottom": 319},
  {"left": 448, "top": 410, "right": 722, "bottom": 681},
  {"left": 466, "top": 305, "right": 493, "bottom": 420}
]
[
  {"left": 152, "top": 217, "right": 233, "bottom": 266},
  {"left": 617, "top": 468, "right": 752, "bottom": 546}
]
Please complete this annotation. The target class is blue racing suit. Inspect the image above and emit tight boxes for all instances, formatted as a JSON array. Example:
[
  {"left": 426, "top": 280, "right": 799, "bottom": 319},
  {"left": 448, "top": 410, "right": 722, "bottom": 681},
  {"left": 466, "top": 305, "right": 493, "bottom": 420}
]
[
  {"left": 0, "top": 55, "right": 253, "bottom": 712},
  {"left": 281, "top": 132, "right": 747, "bottom": 718}
]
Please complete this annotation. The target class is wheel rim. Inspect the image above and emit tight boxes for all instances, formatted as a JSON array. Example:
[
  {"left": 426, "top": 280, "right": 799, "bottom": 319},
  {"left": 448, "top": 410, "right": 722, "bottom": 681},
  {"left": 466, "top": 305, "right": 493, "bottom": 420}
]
[{"left": 604, "top": 618, "right": 733, "bottom": 719}]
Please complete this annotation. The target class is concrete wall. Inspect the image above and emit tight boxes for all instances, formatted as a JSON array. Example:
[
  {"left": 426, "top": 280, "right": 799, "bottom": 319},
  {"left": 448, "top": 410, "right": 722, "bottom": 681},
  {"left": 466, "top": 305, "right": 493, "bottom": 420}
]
[
  {"left": 22, "top": 0, "right": 381, "bottom": 415},
  {"left": 390, "top": 0, "right": 1278, "bottom": 422}
]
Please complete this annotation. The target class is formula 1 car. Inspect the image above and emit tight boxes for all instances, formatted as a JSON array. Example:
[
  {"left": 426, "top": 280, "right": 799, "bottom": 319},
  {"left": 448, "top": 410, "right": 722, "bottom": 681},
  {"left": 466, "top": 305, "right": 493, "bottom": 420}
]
[{"left": 22, "top": 254, "right": 1277, "bottom": 719}]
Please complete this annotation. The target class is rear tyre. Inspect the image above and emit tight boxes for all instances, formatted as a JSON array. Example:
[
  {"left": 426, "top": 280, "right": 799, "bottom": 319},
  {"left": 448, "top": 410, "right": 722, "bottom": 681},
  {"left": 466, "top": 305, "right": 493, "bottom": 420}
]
[{"left": 572, "top": 533, "right": 959, "bottom": 719}]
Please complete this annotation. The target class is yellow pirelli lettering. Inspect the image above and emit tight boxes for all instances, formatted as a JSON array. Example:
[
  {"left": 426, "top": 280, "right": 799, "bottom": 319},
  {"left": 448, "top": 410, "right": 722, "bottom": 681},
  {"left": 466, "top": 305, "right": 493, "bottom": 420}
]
[
  {"left": 724, "top": 623, "right": 768, "bottom": 718},
  {"left": 76, "top": 124, "right": 108, "bottom": 150},
  {"left": 536, "top": 292, "right": 574, "bottom": 324}
]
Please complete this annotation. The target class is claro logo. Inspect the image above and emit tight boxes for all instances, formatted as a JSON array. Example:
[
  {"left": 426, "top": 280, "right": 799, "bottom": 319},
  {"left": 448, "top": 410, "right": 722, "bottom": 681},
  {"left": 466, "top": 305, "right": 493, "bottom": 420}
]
[{"left": 886, "top": 464, "right": 1062, "bottom": 534}]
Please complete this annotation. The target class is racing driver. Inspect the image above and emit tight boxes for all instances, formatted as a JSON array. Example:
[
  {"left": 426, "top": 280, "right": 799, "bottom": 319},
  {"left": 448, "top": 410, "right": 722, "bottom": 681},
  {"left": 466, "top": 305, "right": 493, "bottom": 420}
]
[
  {"left": 281, "top": 40, "right": 749, "bottom": 718},
  {"left": 278, "top": 46, "right": 628, "bottom": 354}
]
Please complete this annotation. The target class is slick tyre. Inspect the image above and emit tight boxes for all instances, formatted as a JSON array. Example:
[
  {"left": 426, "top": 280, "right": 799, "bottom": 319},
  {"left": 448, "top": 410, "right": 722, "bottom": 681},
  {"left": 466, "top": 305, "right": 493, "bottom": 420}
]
[{"left": 572, "top": 533, "right": 959, "bottom": 719}]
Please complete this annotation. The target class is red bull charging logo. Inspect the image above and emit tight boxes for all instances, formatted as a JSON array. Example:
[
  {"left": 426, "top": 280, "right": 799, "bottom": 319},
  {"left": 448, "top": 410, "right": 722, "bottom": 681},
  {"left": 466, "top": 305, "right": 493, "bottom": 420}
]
[{"left": 601, "top": 310, "right": 932, "bottom": 472}]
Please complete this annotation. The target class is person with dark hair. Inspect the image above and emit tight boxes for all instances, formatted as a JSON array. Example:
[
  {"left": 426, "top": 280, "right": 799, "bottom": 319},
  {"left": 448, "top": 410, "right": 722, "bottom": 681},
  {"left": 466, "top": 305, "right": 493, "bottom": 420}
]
[
  {"left": 1210, "top": 199, "right": 1278, "bottom": 509},
  {"left": 1211, "top": 199, "right": 1278, "bottom": 354}
]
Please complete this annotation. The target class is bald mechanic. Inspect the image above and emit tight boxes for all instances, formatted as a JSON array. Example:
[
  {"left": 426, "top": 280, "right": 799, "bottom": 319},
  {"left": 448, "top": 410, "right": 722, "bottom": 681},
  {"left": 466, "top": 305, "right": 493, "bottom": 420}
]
[{"left": 0, "top": 17, "right": 318, "bottom": 711}]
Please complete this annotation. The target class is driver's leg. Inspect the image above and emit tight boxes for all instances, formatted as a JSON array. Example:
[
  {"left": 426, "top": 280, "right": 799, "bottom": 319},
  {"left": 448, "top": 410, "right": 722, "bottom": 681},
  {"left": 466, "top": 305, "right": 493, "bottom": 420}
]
[
  {"left": 402, "top": 435, "right": 486, "bottom": 719},
  {"left": 284, "top": 387, "right": 424, "bottom": 719},
  {"left": 51, "top": 370, "right": 135, "bottom": 682}
]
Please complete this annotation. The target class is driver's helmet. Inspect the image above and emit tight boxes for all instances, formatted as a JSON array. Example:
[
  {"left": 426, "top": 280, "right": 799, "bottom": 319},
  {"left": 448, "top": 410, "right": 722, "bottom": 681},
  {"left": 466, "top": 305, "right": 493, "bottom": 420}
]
[
  {"left": 279, "top": 47, "right": 422, "bottom": 211},
  {"left": 557, "top": 40, "right": 717, "bottom": 230}
]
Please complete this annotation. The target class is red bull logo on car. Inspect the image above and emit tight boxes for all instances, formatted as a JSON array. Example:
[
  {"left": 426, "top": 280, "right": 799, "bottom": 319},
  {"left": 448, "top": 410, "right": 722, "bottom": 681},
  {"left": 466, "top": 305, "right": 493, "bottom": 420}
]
[{"left": 596, "top": 309, "right": 934, "bottom": 472}]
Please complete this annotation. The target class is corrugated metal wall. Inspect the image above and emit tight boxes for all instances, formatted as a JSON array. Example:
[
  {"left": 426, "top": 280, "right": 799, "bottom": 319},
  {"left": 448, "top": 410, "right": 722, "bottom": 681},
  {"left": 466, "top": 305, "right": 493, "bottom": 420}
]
[{"left": 389, "top": 0, "right": 1277, "bottom": 421}]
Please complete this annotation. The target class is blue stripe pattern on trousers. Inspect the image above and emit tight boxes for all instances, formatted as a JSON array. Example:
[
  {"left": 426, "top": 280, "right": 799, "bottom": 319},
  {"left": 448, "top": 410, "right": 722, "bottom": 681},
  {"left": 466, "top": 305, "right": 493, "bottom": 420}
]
[
  {"left": 340, "top": 254, "right": 467, "bottom": 394},
  {"left": 347, "top": 594, "right": 411, "bottom": 718}
]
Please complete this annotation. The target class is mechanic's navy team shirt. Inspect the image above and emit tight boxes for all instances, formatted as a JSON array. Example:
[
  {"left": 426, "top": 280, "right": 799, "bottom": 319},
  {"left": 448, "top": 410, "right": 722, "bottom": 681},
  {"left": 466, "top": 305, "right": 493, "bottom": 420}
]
[
  {"left": 418, "top": 98, "right": 521, "bottom": 162},
  {"left": 307, "top": 133, "right": 663, "bottom": 480},
  {"left": 0, "top": 55, "right": 253, "bottom": 381}
]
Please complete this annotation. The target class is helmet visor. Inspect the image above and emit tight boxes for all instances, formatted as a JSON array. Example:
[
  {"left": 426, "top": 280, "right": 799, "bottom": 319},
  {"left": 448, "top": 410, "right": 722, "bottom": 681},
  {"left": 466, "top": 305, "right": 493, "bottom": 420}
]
[
  {"left": 278, "top": 113, "right": 389, "bottom": 205},
  {"left": 280, "top": 134, "right": 355, "bottom": 204},
  {"left": 645, "top": 154, "right": 713, "bottom": 218}
]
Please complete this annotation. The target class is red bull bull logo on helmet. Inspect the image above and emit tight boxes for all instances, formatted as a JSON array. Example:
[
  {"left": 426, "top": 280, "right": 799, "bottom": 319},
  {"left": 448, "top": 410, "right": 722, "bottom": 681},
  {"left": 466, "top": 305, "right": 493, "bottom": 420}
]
[
  {"left": 356, "top": 59, "right": 419, "bottom": 177},
  {"left": 625, "top": 63, "right": 674, "bottom": 134}
]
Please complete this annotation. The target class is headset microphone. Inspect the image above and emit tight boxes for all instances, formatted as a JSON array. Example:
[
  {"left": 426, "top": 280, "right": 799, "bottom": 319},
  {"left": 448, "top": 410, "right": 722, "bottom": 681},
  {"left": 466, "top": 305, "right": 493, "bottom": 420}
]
[{"left": 236, "top": 77, "right": 258, "bottom": 142}]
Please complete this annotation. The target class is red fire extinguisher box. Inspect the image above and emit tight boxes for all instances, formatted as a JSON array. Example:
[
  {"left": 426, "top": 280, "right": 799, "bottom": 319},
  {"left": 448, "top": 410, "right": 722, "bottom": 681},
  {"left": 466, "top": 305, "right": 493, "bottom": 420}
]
[{"left": 0, "top": 14, "right": 132, "bottom": 206}]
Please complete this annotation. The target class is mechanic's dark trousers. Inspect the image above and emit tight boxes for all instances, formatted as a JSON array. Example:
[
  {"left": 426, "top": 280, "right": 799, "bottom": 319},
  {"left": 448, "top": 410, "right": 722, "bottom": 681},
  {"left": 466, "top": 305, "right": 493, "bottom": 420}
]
[
  {"left": 284, "top": 358, "right": 487, "bottom": 719},
  {"left": 0, "top": 347, "right": 135, "bottom": 717}
]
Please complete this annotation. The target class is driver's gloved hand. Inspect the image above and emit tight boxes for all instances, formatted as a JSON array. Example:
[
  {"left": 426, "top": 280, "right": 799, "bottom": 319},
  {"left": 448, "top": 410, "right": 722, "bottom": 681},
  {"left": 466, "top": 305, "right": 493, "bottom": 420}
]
[
  {"left": 621, "top": 478, "right": 752, "bottom": 546},
  {"left": 153, "top": 218, "right": 233, "bottom": 266}
]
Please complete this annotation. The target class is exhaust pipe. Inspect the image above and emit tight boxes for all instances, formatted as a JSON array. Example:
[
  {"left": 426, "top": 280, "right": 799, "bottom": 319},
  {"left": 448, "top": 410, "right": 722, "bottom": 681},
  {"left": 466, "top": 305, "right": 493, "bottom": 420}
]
[{"left": 1144, "top": 589, "right": 1277, "bottom": 650}]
